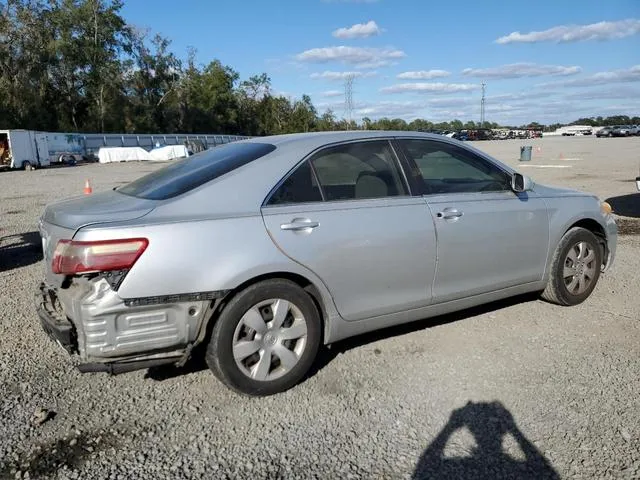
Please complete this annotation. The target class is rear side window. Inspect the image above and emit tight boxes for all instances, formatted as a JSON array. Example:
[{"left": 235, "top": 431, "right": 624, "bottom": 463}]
[
  {"left": 267, "top": 161, "right": 323, "bottom": 205},
  {"left": 118, "top": 142, "right": 276, "bottom": 200},
  {"left": 311, "top": 141, "right": 408, "bottom": 201}
]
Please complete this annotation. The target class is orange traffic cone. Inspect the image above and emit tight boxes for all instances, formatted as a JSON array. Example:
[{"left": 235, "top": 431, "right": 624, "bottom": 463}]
[{"left": 83, "top": 179, "right": 92, "bottom": 195}]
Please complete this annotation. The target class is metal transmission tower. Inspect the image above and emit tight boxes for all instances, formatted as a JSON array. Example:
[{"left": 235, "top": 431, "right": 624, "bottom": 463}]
[
  {"left": 344, "top": 74, "right": 355, "bottom": 129},
  {"left": 480, "top": 82, "right": 486, "bottom": 128}
]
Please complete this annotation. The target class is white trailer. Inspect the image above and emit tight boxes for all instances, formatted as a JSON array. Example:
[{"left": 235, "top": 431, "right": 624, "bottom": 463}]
[
  {"left": 1, "top": 129, "right": 251, "bottom": 170},
  {"left": 0, "top": 129, "right": 51, "bottom": 170}
]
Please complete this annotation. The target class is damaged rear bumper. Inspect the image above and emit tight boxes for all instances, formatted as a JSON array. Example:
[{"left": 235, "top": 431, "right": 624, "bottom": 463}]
[
  {"left": 35, "top": 282, "right": 77, "bottom": 354},
  {"left": 35, "top": 279, "right": 220, "bottom": 374}
]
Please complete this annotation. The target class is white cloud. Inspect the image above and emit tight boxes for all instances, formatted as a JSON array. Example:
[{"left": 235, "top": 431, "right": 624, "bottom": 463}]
[
  {"left": 310, "top": 70, "right": 378, "bottom": 80},
  {"left": 353, "top": 60, "right": 395, "bottom": 69},
  {"left": 488, "top": 91, "right": 560, "bottom": 102},
  {"left": 381, "top": 82, "right": 480, "bottom": 94},
  {"left": 356, "top": 101, "right": 425, "bottom": 117},
  {"left": 462, "top": 63, "right": 581, "bottom": 79},
  {"left": 295, "top": 46, "right": 406, "bottom": 67},
  {"left": 332, "top": 20, "right": 381, "bottom": 39},
  {"left": 496, "top": 19, "right": 640, "bottom": 44},
  {"left": 397, "top": 70, "right": 451, "bottom": 79},
  {"left": 538, "top": 65, "right": 640, "bottom": 87},
  {"left": 427, "top": 97, "right": 476, "bottom": 107},
  {"left": 564, "top": 86, "right": 640, "bottom": 100},
  {"left": 321, "top": 90, "right": 344, "bottom": 97}
]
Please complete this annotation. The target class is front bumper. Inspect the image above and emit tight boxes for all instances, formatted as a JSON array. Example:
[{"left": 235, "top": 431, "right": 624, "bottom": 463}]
[
  {"left": 35, "top": 283, "right": 77, "bottom": 353},
  {"left": 603, "top": 213, "right": 618, "bottom": 272}
]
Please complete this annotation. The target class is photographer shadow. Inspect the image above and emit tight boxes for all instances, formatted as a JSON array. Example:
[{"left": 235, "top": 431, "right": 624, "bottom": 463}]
[
  {"left": 0, "top": 231, "right": 43, "bottom": 272},
  {"left": 412, "top": 401, "right": 560, "bottom": 480}
]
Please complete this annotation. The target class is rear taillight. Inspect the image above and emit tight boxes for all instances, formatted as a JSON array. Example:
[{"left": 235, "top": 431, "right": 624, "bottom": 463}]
[{"left": 52, "top": 238, "right": 148, "bottom": 275}]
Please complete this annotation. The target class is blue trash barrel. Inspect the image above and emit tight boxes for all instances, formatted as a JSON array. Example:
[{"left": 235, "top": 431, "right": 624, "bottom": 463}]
[{"left": 520, "top": 146, "right": 532, "bottom": 161}]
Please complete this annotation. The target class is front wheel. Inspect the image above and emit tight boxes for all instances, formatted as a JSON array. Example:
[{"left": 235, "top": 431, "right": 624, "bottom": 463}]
[
  {"left": 206, "top": 279, "right": 322, "bottom": 396},
  {"left": 541, "top": 227, "right": 602, "bottom": 306}
]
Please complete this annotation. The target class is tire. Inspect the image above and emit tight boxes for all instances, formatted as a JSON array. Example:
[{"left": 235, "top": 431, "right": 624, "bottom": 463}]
[
  {"left": 22, "top": 161, "right": 33, "bottom": 171},
  {"left": 541, "top": 227, "right": 602, "bottom": 306},
  {"left": 206, "top": 279, "right": 322, "bottom": 396}
]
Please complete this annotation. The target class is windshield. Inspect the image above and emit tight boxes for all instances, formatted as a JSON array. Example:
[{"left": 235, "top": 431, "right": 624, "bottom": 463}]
[{"left": 117, "top": 142, "right": 276, "bottom": 200}]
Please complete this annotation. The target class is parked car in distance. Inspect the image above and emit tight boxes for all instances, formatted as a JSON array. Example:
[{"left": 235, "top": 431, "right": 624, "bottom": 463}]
[
  {"left": 628, "top": 125, "right": 640, "bottom": 136},
  {"left": 612, "top": 125, "right": 632, "bottom": 137},
  {"left": 596, "top": 127, "right": 614, "bottom": 137},
  {"left": 36, "top": 131, "right": 618, "bottom": 396}
]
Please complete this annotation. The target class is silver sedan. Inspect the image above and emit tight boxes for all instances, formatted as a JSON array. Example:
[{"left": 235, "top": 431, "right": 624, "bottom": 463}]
[{"left": 36, "top": 131, "right": 617, "bottom": 396}]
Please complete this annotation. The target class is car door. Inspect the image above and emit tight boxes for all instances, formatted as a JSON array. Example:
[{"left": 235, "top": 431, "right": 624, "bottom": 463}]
[
  {"left": 261, "top": 139, "right": 437, "bottom": 322},
  {"left": 397, "top": 138, "right": 549, "bottom": 304}
]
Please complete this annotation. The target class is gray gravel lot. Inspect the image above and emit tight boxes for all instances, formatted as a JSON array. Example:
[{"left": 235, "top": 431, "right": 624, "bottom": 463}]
[{"left": 1, "top": 135, "right": 639, "bottom": 479}]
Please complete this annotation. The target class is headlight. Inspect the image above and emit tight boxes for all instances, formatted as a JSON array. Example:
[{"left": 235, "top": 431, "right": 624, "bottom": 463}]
[{"left": 600, "top": 201, "right": 613, "bottom": 215}]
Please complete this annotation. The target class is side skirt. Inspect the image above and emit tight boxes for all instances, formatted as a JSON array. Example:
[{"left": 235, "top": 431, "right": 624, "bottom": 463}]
[{"left": 325, "top": 282, "right": 545, "bottom": 345}]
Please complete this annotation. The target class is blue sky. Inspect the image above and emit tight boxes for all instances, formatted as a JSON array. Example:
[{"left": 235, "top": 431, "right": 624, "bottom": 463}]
[{"left": 122, "top": 0, "right": 640, "bottom": 125}]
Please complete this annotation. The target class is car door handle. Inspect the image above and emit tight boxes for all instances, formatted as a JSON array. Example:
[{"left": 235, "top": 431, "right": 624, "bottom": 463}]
[
  {"left": 280, "top": 219, "right": 320, "bottom": 231},
  {"left": 436, "top": 209, "right": 463, "bottom": 219}
]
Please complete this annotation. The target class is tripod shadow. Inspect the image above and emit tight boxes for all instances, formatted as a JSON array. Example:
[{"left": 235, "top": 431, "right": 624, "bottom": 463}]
[{"left": 412, "top": 401, "right": 560, "bottom": 480}]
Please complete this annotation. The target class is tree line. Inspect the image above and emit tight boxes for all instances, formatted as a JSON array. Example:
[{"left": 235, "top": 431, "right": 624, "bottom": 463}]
[{"left": 1, "top": 1, "right": 637, "bottom": 136}]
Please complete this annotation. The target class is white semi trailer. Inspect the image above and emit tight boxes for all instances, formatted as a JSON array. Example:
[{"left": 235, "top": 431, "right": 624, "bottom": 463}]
[
  {"left": 1, "top": 129, "right": 250, "bottom": 170},
  {"left": 0, "top": 129, "right": 51, "bottom": 170}
]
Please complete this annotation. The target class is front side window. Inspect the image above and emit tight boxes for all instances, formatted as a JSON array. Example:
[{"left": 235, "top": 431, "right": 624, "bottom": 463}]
[
  {"left": 311, "top": 140, "right": 408, "bottom": 201},
  {"left": 400, "top": 139, "right": 511, "bottom": 195}
]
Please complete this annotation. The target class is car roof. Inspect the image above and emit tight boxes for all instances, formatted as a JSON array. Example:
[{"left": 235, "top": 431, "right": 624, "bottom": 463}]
[
  {"left": 149, "top": 129, "right": 514, "bottom": 221},
  {"left": 239, "top": 130, "right": 443, "bottom": 151}
]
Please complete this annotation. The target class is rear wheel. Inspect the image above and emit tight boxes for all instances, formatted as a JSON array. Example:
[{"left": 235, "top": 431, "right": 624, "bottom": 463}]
[
  {"left": 541, "top": 227, "right": 602, "bottom": 306},
  {"left": 206, "top": 279, "right": 321, "bottom": 396},
  {"left": 22, "top": 161, "right": 33, "bottom": 171}
]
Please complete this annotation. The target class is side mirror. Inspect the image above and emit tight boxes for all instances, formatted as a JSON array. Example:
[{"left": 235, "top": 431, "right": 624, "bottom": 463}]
[{"left": 511, "top": 172, "right": 534, "bottom": 193}]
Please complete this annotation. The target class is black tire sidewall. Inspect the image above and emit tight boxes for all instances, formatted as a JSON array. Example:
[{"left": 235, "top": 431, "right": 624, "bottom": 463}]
[
  {"left": 207, "top": 280, "right": 321, "bottom": 396},
  {"left": 553, "top": 229, "right": 602, "bottom": 305}
]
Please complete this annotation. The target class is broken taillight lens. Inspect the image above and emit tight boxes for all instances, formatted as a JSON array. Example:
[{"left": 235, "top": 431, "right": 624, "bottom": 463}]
[{"left": 52, "top": 238, "right": 148, "bottom": 275}]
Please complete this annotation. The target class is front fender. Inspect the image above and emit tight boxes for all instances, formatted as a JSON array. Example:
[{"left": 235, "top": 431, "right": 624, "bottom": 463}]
[{"left": 543, "top": 195, "right": 617, "bottom": 278}]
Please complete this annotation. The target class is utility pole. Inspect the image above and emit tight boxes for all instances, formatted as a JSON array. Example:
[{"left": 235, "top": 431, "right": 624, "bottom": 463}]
[
  {"left": 480, "top": 82, "right": 486, "bottom": 128},
  {"left": 344, "top": 74, "right": 354, "bottom": 130}
]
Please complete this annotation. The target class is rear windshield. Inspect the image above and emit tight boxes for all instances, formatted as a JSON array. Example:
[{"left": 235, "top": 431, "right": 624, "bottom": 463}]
[{"left": 117, "top": 142, "right": 276, "bottom": 200}]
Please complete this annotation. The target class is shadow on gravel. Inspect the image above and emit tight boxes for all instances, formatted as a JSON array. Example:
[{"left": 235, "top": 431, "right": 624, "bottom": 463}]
[
  {"left": 0, "top": 430, "right": 118, "bottom": 480},
  {"left": 606, "top": 193, "right": 640, "bottom": 218},
  {"left": 0, "top": 231, "right": 43, "bottom": 272},
  {"left": 412, "top": 401, "right": 560, "bottom": 480},
  {"left": 307, "top": 292, "right": 541, "bottom": 380}
]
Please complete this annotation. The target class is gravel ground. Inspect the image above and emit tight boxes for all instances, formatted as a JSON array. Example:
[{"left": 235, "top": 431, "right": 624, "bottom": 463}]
[{"left": 1, "top": 136, "right": 639, "bottom": 479}]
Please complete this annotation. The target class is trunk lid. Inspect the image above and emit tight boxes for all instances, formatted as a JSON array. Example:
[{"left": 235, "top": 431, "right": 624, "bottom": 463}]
[
  {"left": 42, "top": 189, "right": 156, "bottom": 230},
  {"left": 39, "top": 190, "right": 156, "bottom": 286}
]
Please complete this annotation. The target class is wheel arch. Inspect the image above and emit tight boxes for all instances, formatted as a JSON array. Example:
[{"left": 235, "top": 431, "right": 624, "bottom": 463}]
[
  {"left": 198, "top": 271, "right": 332, "bottom": 350},
  {"left": 564, "top": 217, "right": 608, "bottom": 267}
]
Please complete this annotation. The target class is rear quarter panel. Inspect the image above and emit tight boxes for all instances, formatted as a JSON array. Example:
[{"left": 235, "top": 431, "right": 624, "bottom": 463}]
[{"left": 72, "top": 215, "right": 339, "bottom": 318}]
